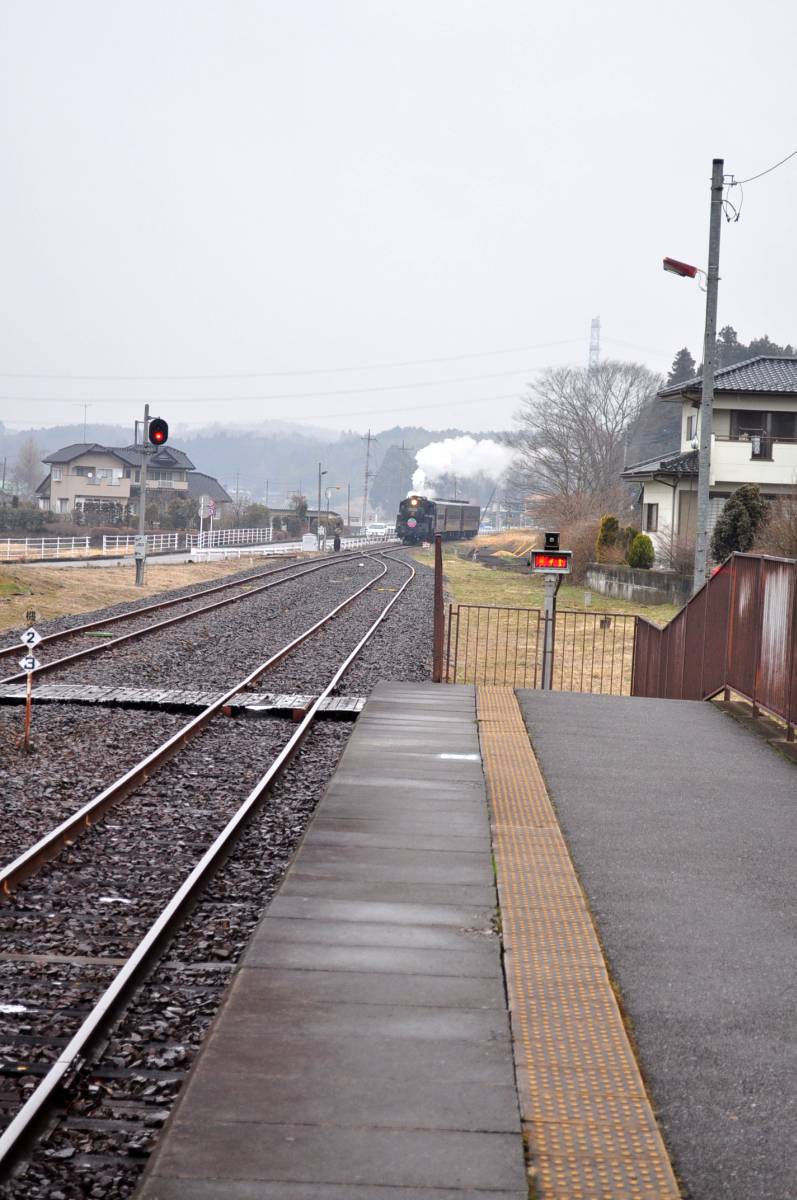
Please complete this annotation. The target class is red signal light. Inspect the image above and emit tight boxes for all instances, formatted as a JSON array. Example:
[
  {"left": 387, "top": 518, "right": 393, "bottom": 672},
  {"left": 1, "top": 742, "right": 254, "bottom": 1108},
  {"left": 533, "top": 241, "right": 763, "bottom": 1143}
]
[
  {"left": 530, "top": 550, "right": 572, "bottom": 575},
  {"left": 148, "top": 417, "right": 169, "bottom": 446},
  {"left": 533, "top": 552, "right": 568, "bottom": 571}
]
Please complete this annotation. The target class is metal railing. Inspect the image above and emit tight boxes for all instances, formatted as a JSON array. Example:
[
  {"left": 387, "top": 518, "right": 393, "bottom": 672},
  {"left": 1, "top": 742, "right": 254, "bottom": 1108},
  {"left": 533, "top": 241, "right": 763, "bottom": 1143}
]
[
  {"left": 632, "top": 552, "right": 797, "bottom": 739},
  {"left": 188, "top": 527, "right": 274, "bottom": 548},
  {"left": 102, "top": 533, "right": 185, "bottom": 554},
  {"left": 444, "top": 603, "right": 636, "bottom": 694},
  {"left": 0, "top": 537, "right": 92, "bottom": 561}
]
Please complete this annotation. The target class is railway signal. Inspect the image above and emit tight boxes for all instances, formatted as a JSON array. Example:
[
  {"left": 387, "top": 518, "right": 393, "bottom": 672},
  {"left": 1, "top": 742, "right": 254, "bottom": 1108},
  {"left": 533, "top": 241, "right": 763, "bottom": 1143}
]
[
  {"left": 529, "top": 532, "right": 572, "bottom": 689},
  {"left": 148, "top": 417, "right": 169, "bottom": 446}
]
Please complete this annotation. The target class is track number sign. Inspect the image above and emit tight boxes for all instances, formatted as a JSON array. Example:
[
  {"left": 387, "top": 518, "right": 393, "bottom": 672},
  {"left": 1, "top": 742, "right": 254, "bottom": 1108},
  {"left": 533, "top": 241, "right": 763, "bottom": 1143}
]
[
  {"left": 21, "top": 628, "right": 42, "bottom": 648},
  {"left": 18, "top": 655, "right": 41, "bottom": 673}
]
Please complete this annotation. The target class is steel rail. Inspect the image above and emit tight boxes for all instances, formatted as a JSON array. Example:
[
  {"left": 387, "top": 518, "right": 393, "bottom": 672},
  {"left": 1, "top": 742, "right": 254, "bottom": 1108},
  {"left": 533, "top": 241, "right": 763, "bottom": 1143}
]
[
  {"left": 0, "top": 552, "right": 414, "bottom": 1177},
  {"left": 0, "top": 558, "right": 305, "bottom": 661},
  {"left": 0, "top": 555, "right": 389, "bottom": 895},
  {"left": 0, "top": 551, "right": 371, "bottom": 685}
]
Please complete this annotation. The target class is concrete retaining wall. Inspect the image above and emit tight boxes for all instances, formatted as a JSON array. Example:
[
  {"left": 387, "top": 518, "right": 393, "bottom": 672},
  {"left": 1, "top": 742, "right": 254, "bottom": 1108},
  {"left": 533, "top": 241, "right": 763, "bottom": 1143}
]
[{"left": 586, "top": 562, "right": 691, "bottom": 607}]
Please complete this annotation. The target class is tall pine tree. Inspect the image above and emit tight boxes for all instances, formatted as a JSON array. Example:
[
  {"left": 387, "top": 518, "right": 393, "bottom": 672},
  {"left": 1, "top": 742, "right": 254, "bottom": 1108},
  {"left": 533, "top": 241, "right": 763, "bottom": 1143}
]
[{"left": 667, "top": 348, "right": 696, "bottom": 385}]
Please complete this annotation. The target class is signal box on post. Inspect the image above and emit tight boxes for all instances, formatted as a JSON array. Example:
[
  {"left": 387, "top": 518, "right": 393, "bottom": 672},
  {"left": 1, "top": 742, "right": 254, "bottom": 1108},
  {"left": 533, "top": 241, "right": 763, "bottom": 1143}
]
[{"left": 530, "top": 531, "right": 572, "bottom": 576}]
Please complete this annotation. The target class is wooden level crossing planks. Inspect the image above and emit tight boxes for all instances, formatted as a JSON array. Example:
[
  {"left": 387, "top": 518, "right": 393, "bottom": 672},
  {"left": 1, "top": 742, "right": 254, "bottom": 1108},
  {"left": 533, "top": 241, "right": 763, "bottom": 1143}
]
[{"left": 0, "top": 684, "right": 365, "bottom": 717}]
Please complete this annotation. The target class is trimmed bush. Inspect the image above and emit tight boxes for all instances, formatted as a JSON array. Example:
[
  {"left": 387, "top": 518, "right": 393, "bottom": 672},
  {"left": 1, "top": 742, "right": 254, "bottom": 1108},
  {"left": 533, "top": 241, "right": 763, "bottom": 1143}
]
[
  {"left": 710, "top": 484, "right": 769, "bottom": 563},
  {"left": 627, "top": 532, "right": 655, "bottom": 569},
  {"left": 596, "top": 515, "right": 619, "bottom": 560}
]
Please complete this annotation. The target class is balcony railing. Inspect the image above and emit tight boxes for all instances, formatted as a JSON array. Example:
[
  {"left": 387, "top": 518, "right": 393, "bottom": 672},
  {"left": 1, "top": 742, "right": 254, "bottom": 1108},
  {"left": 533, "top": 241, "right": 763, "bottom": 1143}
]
[{"left": 710, "top": 434, "right": 797, "bottom": 483}]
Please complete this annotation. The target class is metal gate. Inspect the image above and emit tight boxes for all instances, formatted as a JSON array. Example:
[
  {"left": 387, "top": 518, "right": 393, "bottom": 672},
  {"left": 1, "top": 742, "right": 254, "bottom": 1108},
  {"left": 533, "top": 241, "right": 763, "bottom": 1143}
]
[{"left": 444, "top": 603, "right": 637, "bottom": 694}]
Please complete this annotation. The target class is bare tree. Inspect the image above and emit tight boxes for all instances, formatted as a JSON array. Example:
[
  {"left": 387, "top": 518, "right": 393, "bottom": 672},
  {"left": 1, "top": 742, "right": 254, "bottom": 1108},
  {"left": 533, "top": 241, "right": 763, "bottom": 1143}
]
[
  {"left": 753, "top": 497, "right": 797, "bottom": 559},
  {"left": 12, "top": 437, "right": 44, "bottom": 497},
  {"left": 510, "top": 361, "right": 662, "bottom": 506}
]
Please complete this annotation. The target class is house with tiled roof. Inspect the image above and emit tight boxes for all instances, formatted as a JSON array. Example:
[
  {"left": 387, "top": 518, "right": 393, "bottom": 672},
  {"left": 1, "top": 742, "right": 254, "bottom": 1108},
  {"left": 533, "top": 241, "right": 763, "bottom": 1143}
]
[
  {"left": 622, "top": 356, "right": 797, "bottom": 559},
  {"left": 36, "top": 442, "right": 230, "bottom": 519}
]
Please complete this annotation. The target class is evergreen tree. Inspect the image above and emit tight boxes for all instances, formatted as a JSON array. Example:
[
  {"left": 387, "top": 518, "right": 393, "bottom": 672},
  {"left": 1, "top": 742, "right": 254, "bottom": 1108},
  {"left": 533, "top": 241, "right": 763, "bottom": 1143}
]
[
  {"left": 667, "top": 347, "right": 696, "bottom": 386},
  {"left": 710, "top": 484, "right": 769, "bottom": 563}
]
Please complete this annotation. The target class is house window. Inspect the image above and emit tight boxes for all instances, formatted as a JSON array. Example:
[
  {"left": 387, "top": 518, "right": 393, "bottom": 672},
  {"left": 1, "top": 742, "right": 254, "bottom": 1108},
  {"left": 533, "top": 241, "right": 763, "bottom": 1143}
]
[
  {"left": 643, "top": 503, "right": 659, "bottom": 532},
  {"left": 58, "top": 498, "right": 68, "bottom": 513},
  {"left": 52, "top": 466, "right": 63, "bottom": 482},
  {"left": 685, "top": 416, "right": 695, "bottom": 441}
]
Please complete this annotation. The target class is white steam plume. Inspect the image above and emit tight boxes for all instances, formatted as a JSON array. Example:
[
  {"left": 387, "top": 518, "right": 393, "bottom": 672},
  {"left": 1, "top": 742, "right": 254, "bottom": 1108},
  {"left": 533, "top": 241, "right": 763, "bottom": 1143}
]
[{"left": 411, "top": 436, "right": 513, "bottom": 495}]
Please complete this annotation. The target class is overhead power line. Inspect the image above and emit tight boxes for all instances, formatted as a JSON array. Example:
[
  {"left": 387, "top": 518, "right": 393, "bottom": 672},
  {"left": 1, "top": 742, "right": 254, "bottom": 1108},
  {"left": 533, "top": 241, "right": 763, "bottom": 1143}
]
[
  {"left": 0, "top": 363, "right": 559, "bottom": 405},
  {"left": 0, "top": 338, "right": 584, "bottom": 382},
  {"left": 737, "top": 148, "right": 797, "bottom": 185}
]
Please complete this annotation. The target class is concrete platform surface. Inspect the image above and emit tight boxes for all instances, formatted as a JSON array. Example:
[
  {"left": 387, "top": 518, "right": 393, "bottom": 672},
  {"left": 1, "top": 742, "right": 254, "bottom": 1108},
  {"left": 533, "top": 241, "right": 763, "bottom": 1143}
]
[
  {"left": 137, "top": 682, "right": 527, "bottom": 1199},
  {"left": 516, "top": 690, "right": 796, "bottom": 1200}
]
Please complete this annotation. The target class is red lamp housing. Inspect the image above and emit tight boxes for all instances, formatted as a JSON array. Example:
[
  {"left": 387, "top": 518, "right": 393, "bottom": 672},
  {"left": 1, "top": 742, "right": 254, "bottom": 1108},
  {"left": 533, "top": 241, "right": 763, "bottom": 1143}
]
[{"left": 663, "top": 257, "right": 698, "bottom": 279}]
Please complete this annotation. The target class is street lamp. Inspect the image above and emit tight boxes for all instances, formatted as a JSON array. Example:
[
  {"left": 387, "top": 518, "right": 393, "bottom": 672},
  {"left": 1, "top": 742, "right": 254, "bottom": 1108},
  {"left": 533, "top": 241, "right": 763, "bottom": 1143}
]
[
  {"left": 325, "top": 485, "right": 343, "bottom": 549},
  {"left": 316, "top": 463, "right": 327, "bottom": 550}
]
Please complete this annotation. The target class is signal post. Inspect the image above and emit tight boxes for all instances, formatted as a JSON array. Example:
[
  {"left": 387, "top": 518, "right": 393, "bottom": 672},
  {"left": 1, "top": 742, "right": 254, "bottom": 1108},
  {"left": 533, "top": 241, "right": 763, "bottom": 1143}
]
[
  {"left": 135, "top": 406, "right": 169, "bottom": 587},
  {"left": 530, "top": 532, "right": 572, "bottom": 690}
]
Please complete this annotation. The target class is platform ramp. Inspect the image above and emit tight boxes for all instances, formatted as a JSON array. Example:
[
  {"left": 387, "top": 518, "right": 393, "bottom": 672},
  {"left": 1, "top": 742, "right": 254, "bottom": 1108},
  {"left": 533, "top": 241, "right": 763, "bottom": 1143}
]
[{"left": 515, "top": 690, "right": 796, "bottom": 1200}]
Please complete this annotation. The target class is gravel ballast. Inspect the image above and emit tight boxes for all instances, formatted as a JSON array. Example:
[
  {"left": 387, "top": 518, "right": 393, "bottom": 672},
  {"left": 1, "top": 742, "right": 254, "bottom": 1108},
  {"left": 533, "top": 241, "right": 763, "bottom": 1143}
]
[{"left": 0, "top": 548, "right": 435, "bottom": 1199}]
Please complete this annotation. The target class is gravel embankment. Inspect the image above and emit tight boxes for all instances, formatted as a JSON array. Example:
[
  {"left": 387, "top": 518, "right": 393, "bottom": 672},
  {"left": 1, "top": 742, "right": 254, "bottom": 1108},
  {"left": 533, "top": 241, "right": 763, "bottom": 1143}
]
[
  {"left": 0, "top": 547, "right": 435, "bottom": 1199},
  {"left": 0, "top": 558, "right": 297, "bottom": 644},
  {"left": 0, "top": 707, "right": 191, "bottom": 864},
  {"left": 0, "top": 722, "right": 352, "bottom": 1200},
  {"left": 41, "top": 557, "right": 386, "bottom": 691}
]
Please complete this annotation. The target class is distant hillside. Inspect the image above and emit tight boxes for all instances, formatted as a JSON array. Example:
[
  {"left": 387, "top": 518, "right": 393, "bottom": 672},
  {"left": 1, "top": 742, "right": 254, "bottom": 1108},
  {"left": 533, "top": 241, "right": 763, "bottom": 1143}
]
[{"left": 0, "top": 419, "right": 509, "bottom": 518}]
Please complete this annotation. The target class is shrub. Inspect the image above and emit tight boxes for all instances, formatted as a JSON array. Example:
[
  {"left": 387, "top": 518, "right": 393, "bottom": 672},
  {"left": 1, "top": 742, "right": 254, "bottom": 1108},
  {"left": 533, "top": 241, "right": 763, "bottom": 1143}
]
[
  {"left": 596, "top": 515, "right": 620, "bottom": 560},
  {"left": 710, "top": 484, "right": 769, "bottom": 563},
  {"left": 559, "top": 518, "right": 602, "bottom": 583},
  {"left": 627, "top": 533, "right": 654, "bottom": 569}
]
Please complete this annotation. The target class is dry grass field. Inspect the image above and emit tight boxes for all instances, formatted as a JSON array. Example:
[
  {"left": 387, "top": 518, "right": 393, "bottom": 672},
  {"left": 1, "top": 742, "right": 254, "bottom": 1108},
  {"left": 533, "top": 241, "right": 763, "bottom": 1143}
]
[
  {"left": 0, "top": 558, "right": 274, "bottom": 634},
  {"left": 414, "top": 540, "right": 679, "bottom": 693}
]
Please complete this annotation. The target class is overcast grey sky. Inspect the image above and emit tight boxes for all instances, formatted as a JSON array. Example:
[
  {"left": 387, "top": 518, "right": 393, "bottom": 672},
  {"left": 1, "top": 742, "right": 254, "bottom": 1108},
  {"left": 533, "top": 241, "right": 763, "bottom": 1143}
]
[{"left": 1, "top": 0, "right": 795, "bottom": 435}]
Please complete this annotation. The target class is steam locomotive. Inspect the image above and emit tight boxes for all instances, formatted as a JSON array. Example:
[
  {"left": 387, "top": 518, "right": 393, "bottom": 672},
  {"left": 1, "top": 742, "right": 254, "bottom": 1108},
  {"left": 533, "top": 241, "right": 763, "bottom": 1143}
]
[{"left": 396, "top": 495, "right": 481, "bottom": 544}]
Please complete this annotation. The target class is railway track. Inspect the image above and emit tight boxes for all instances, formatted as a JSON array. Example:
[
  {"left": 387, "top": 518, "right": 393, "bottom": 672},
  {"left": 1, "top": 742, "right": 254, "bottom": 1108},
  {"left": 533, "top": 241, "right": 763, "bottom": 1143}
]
[
  {"left": 0, "top": 551, "right": 372, "bottom": 686},
  {"left": 0, "top": 551, "right": 415, "bottom": 1194}
]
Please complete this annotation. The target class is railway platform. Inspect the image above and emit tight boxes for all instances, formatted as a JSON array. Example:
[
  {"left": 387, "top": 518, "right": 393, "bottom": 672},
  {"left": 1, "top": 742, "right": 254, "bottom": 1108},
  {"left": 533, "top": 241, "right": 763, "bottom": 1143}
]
[{"left": 137, "top": 682, "right": 795, "bottom": 1200}]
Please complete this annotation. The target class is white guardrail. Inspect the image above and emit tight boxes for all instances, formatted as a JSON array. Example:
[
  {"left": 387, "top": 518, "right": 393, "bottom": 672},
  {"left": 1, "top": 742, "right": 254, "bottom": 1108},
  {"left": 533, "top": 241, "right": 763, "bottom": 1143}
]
[
  {"left": 0, "top": 537, "right": 92, "bottom": 561},
  {"left": 0, "top": 530, "right": 399, "bottom": 563},
  {"left": 190, "top": 534, "right": 399, "bottom": 562},
  {"left": 102, "top": 533, "right": 185, "bottom": 554}
]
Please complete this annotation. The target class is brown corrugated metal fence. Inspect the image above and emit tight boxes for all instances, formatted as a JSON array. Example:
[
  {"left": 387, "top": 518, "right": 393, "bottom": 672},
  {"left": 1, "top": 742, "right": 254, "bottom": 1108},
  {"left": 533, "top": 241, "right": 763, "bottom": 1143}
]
[{"left": 632, "top": 552, "right": 797, "bottom": 740}]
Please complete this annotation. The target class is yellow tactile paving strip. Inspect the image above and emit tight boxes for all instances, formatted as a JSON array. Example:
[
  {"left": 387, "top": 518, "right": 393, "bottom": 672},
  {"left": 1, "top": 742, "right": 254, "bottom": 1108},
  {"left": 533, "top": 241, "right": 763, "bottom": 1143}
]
[{"left": 478, "top": 687, "right": 680, "bottom": 1200}]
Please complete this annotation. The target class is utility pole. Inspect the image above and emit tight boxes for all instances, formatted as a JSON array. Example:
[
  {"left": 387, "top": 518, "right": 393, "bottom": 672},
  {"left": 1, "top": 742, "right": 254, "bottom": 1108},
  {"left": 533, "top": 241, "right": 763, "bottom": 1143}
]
[
  {"left": 346, "top": 482, "right": 351, "bottom": 531},
  {"left": 265, "top": 479, "right": 269, "bottom": 508},
  {"left": 361, "top": 428, "right": 375, "bottom": 527},
  {"left": 316, "top": 462, "right": 326, "bottom": 550},
  {"left": 135, "top": 404, "right": 150, "bottom": 587},
  {"left": 77, "top": 402, "right": 92, "bottom": 441},
  {"left": 693, "top": 158, "right": 725, "bottom": 593}
]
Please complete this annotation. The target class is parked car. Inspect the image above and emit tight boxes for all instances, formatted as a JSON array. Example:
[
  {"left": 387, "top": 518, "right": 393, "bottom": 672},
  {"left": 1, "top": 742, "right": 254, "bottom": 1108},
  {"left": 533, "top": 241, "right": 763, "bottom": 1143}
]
[{"left": 365, "top": 522, "right": 390, "bottom": 538}]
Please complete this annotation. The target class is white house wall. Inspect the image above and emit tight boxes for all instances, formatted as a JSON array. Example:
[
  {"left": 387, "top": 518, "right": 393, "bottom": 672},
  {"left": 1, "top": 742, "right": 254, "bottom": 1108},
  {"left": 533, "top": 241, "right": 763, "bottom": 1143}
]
[{"left": 639, "top": 479, "right": 678, "bottom": 559}]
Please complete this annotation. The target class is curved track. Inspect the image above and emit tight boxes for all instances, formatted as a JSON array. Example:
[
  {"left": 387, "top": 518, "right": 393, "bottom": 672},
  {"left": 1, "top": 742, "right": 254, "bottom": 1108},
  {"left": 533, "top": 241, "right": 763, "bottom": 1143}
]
[
  {"left": 0, "top": 551, "right": 375, "bottom": 685},
  {"left": 0, "top": 552, "right": 415, "bottom": 1184}
]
